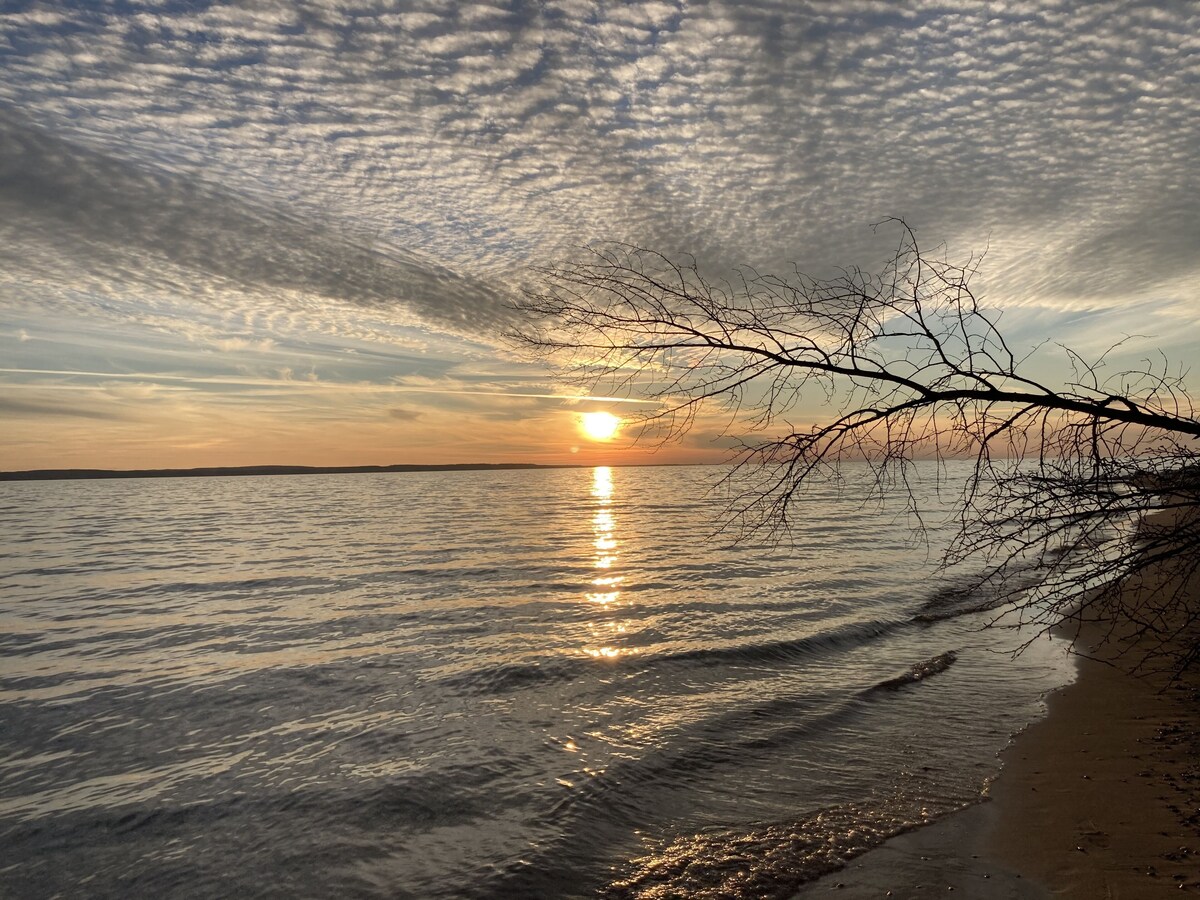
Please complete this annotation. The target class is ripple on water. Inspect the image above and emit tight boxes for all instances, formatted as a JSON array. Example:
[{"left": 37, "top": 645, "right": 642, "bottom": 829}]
[{"left": 0, "top": 465, "right": 1074, "bottom": 898}]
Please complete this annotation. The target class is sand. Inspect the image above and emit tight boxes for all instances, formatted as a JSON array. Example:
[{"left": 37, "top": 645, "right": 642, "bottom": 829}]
[
  {"left": 790, "top": 803, "right": 1050, "bottom": 898},
  {"left": 987, "top": 502, "right": 1200, "bottom": 898},
  {"left": 984, "top": 623, "right": 1200, "bottom": 898}
]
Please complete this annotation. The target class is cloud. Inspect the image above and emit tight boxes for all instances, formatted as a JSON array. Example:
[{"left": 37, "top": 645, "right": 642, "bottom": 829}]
[
  {"left": 0, "top": 108, "right": 516, "bottom": 338},
  {"left": 0, "top": 395, "right": 123, "bottom": 421},
  {"left": 2, "top": 1, "right": 1196, "bottom": 320}
]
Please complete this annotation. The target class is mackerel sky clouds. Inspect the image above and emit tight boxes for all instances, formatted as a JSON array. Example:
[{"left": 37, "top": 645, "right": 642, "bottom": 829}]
[{"left": 2, "top": 1, "right": 1198, "bottom": 468}]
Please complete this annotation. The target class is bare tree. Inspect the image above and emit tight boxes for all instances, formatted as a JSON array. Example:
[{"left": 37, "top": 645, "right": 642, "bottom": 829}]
[{"left": 512, "top": 220, "right": 1200, "bottom": 673}]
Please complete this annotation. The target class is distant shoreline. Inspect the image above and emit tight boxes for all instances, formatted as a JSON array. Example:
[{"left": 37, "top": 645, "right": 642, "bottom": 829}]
[{"left": 0, "top": 462, "right": 703, "bottom": 482}]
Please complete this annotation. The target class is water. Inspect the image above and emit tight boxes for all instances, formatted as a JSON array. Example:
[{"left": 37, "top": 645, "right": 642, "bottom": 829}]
[{"left": 0, "top": 463, "right": 1073, "bottom": 898}]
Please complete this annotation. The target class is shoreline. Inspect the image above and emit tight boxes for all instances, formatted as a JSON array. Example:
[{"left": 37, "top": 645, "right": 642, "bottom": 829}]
[
  {"left": 988, "top": 500, "right": 1200, "bottom": 897},
  {"left": 0, "top": 462, "right": 595, "bottom": 482},
  {"left": 794, "top": 563, "right": 1200, "bottom": 897},
  {"left": 793, "top": 631, "right": 1199, "bottom": 898}
]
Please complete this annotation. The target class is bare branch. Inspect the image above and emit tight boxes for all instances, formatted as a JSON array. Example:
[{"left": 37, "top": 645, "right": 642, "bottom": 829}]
[{"left": 510, "top": 220, "right": 1200, "bottom": 674}]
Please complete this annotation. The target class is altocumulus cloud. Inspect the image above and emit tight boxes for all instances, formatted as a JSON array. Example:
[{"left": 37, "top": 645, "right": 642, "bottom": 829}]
[
  {"left": 0, "top": 107, "right": 514, "bottom": 337},
  {"left": 0, "top": 0, "right": 1197, "bottom": 352}
]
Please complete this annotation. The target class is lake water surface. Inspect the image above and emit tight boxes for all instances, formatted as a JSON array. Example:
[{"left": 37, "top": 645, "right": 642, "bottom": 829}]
[{"left": 0, "top": 463, "right": 1073, "bottom": 897}]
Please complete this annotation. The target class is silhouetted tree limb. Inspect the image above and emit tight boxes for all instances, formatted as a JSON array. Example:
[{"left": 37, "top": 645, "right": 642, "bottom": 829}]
[{"left": 512, "top": 220, "right": 1200, "bottom": 673}]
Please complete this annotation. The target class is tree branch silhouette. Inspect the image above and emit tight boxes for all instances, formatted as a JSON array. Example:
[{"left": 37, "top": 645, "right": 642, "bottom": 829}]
[{"left": 511, "top": 219, "right": 1200, "bottom": 673}]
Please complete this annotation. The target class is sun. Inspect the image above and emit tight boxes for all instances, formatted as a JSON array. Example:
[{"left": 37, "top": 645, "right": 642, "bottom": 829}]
[{"left": 579, "top": 411, "right": 621, "bottom": 441}]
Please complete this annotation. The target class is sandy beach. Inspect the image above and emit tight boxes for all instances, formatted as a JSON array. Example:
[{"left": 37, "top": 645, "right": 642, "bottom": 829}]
[
  {"left": 985, "top": 626, "right": 1200, "bottom": 897},
  {"left": 797, "top": 539, "right": 1200, "bottom": 898}
]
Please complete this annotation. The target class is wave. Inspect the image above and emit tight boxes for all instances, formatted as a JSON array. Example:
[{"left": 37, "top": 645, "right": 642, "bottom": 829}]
[
  {"left": 476, "top": 645, "right": 968, "bottom": 897},
  {"left": 438, "top": 618, "right": 906, "bottom": 696},
  {"left": 439, "top": 658, "right": 583, "bottom": 693},
  {"left": 911, "top": 554, "right": 1070, "bottom": 625},
  {"left": 650, "top": 619, "right": 903, "bottom": 668},
  {"left": 600, "top": 795, "right": 970, "bottom": 899},
  {"left": 868, "top": 650, "right": 958, "bottom": 692},
  {"left": 911, "top": 574, "right": 1017, "bottom": 624},
  {"left": 440, "top": 573, "right": 1035, "bottom": 700}
]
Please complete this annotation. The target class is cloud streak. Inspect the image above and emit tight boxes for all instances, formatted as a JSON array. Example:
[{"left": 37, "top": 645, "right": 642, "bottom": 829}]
[{"left": 0, "top": 368, "right": 659, "bottom": 403}]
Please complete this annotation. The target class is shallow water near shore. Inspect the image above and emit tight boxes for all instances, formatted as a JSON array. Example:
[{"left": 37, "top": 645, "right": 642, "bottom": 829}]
[{"left": 0, "top": 462, "right": 1073, "bottom": 898}]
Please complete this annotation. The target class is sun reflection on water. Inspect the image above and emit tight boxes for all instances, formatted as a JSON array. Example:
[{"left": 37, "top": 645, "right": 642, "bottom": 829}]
[
  {"left": 582, "top": 467, "right": 634, "bottom": 660},
  {"left": 592, "top": 464, "right": 613, "bottom": 500}
]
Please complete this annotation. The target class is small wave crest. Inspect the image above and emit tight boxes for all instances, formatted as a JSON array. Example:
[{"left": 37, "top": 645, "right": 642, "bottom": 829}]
[
  {"left": 912, "top": 563, "right": 1055, "bottom": 625},
  {"left": 869, "top": 650, "right": 958, "bottom": 692},
  {"left": 602, "top": 795, "right": 967, "bottom": 899},
  {"left": 912, "top": 578, "right": 1009, "bottom": 624},
  {"left": 438, "top": 619, "right": 903, "bottom": 696},
  {"left": 652, "top": 619, "right": 902, "bottom": 668},
  {"left": 438, "top": 658, "right": 583, "bottom": 694}
]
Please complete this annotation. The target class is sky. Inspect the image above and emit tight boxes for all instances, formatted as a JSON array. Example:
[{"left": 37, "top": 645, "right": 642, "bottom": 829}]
[{"left": 1, "top": 0, "right": 1198, "bottom": 471}]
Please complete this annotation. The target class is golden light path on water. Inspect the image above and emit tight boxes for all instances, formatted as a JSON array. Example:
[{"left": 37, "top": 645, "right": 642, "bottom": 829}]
[{"left": 584, "top": 466, "right": 631, "bottom": 661}]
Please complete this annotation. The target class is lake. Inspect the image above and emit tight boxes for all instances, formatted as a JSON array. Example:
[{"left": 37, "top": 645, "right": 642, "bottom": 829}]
[{"left": 0, "top": 463, "right": 1073, "bottom": 897}]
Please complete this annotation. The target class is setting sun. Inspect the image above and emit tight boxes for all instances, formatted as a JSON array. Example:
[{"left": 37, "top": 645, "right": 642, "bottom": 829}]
[{"left": 579, "top": 411, "right": 621, "bottom": 442}]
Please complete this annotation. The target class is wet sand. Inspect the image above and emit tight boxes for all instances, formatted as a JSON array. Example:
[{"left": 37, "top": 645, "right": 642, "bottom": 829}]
[{"left": 790, "top": 801, "right": 1050, "bottom": 898}]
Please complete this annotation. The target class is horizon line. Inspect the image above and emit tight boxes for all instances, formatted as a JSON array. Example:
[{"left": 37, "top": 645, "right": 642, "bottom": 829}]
[{"left": 0, "top": 460, "right": 719, "bottom": 482}]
